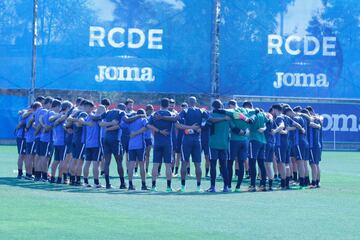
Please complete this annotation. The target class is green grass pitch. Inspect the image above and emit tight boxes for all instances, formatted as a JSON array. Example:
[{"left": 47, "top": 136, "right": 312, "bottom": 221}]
[{"left": 0, "top": 145, "right": 359, "bottom": 240}]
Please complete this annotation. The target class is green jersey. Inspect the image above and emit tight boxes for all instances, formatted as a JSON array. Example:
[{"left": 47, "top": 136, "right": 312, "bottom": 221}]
[
  {"left": 209, "top": 111, "right": 232, "bottom": 150},
  {"left": 249, "top": 111, "right": 268, "bottom": 144},
  {"left": 229, "top": 108, "right": 249, "bottom": 141}
]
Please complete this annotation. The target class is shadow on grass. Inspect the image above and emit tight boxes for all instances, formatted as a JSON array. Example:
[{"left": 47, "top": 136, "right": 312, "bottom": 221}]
[
  {"left": 0, "top": 177, "right": 284, "bottom": 196},
  {"left": 0, "top": 176, "right": 290, "bottom": 196}
]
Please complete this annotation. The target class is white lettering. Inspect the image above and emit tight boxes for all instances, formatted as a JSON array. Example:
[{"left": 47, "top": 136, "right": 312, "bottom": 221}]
[
  {"left": 268, "top": 34, "right": 337, "bottom": 56},
  {"left": 89, "top": 26, "right": 105, "bottom": 47},
  {"left": 323, "top": 36, "right": 337, "bottom": 56},
  {"left": 304, "top": 36, "right": 320, "bottom": 55},
  {"left": 268, "top": 34, "right": 283, "bottom": 54},
  {"left": 285, "top": 35, "right": 302, "bottom": 55},
  {"left": 148, "top": 29, "right": 163, "bottom": 50},
  {"left": 107, "top": 27, "right": 125, "bottom": 48},
  {"left": 95, "top": 65, "right": 155, "bottom": 82},
  {"left": 274, "top": 72, "right": 329, "bottom": 89},
  {"left": 89, "top": 26, "right": 163, "bottom": 50},
  {"left": 128, "top": 28, "right": 145, "bottom": 49}
]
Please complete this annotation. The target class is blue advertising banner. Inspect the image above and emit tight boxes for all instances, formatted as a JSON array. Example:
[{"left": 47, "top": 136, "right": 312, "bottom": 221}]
[
  {"left": 244, "top": 101, "right": 360, "bottom": 144},
  {"left": 35, "top": 0, "right": 213, "bottom": 94},
  {"left": 0, "top": 1, "right": 33, "bottom": 89},
  {"left": 0, "top": 95, "right": 28, "bottom": 139},
  {"left": 220, "top": 0, "right": 360, "bottom": 99}
]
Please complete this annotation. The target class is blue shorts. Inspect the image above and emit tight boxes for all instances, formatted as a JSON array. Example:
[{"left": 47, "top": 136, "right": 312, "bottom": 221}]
[
  {"left": 201, "top": 139, "right": 210, "bottom": 156},
  {"left": 35, "top": 138, "right": 41, "bottom": 155},
  {"left": 121, "top": 135, "right": 130, "bottom": 153},
  {"left": 145, "top": 138, "right": 153, "bottom": 147},
  {"left": 26, "top": 142, "right": 36, "bottom": 155},
  {"left": 65, "top": 135, "right": 72, "bottom": 154},
  {"left": 129, "top": 148, "right": 145, "bottom": 162},
  {"left": 275, "top": 146, "right": 289, "bottom": 164},
  {"left": 264, "top": 143, "right": 275, "bottom": 163},
  {"left": 181, "top": 137, "right": 201, "bottom": 163},
  {"left": 294, "top": 144, "right": 309, "bottom": 161},
  {"left": 290, "top": 145, "right": 297, "bottom": 158},
  {"left": 230, "top": 140, "right": 248, "bottom": 162},
  {"left": 38, "top": 141, "right": 53, "bottom": 157},
  {"left": 175, "top": 136, "right": 182, "bottom": 153},
  {"left": 103, "top": 139, "right": 122, "bottom": 156},
  {"left": 72, "top": 142, "right": 85, "bottom": 160},
  {"left": 16, "top": 138, "right": 26, "bottom": 155},
  {"left": 54, "top": 145, "right": 67, "bottom": 161},
  {"left": 85, "top": 147, "right": 102, "bottom": 161},
  {"left": 249, "top": 140, "right": 265, "bottom": 160},
  {"left": 209, "top": 148, "right": 228, "bottom": 162},
  {"left": 309, "top": 148, "right": 321, "bottom": 165},
  {"left": 153, "top": 144, "right": 173, "bottom": 164}
]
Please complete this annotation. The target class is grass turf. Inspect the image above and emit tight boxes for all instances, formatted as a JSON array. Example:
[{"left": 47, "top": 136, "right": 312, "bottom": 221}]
[{"left": 0, "top": 146, "right": 359, "bottom": 240}]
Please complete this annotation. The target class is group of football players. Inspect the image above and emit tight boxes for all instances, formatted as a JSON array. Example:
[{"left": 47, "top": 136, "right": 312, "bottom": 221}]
[{"left": 14, "top": 95, "right": 323, "bottom": 193}]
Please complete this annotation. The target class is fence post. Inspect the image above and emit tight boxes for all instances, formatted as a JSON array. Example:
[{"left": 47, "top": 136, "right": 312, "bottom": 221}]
[
  {"left": 210, "top": 0, "right": 221, "bottom": 107},
  {"left": 29, "top": 0, "right": 38, "bottom": 105}
]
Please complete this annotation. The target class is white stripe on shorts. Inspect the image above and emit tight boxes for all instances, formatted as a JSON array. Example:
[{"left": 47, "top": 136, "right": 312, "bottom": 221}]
[
  {"left": 278, "top": 148, "right": 282, "bottom": 162},
  {"left": 297, "top": 145, "right": 303, "bottom": 160},
  {"left": 249, "top": 142, "right": 253, "bottom": 159},
  {"left": 45, "top": 142, "right": 50, "bottom": 156},
  {"left": 63, "top": 146, "right": 67, "bottom": 161},
  {"left": 97, "top": 148, "right": 101, "bottom": 161},
  {"left": 31, "top": 142, "right": 35, "bottom": 154},
  {"left": 79, "top": 144, "right": 85, "bottom": 159}
]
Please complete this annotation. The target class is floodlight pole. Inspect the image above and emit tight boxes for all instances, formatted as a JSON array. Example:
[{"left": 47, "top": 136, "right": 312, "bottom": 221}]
[
  {"left": 210, "top": 0, "right": 221, "bottom": 107},
  {"left": 29, "top": 0, "right": 38, "bottom": 105}
]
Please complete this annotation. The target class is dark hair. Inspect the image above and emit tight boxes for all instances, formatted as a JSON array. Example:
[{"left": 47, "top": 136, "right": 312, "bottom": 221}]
[
  {"left": 272, "top": 104, "right": 282, "bottom": 111},
  {"left": 282, "top": 103, "right": 290, "bottom": 109},
  {"left": 293, "top": 106, "right": 302, "bottom": 112},
  {"left": 35, "top": 96, "right": 45, "bottom": 102},
  {"left": 301, "top": 109, "right": 310, "bottom": 115},
  {"left": 83, "top": 100, "right": 94, "bottom": 108},
  {"left": 242, "top": 101, "right": 253, "bottom": 108},
  {"left": 306, "top": 106, "right": 314, "bottom": 113},
  {"left": 51, "top": 99, "right": 61, "bottom": 108},
  {"left": 137, "top": 108, "right": 146, "bottom": 115},
  {"left": 145, "top": 104, "right": 154, "bottom": 111},
  {"left": 79, "top": 99, "right": 87, "bottom": 106},
  {"left": 61, "top": 101, "right": 73, "bottom": 111},
  {"left": 268, "top": 107, "right": 273, "bottom": 113},
  {"left": 31, "top": 101, "right": 42, "bottom": 110},
  {"left": 160, "top": 98, "right": 169, "bottom": 108},
  {"left": 125, "top": 98, "right": 134, "bottom": 106},
  {"left": 212, "top": 99, "right": 222, "bottom": 109},
  {"left": 283, "top": 107, "right": 293, "bottom": 114},
  {"left": 101, "top": 98, "right": 111, "bottom": 107},
  {"left": 118, "top": 103, "right": 126, "bottom": 111},
  {"left": 228, "top": 100, "right": 237, "bottom": 106},
  {"left": 44, "top": 96, "right": 53, "bottom": 105},
  {"left": 76, "top": 97, "right": 84, "bottom": 105}
]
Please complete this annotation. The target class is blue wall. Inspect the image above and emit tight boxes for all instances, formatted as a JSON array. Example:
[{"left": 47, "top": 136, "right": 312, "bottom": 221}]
[
  {"left": 0, "top": 95, "right": 28, "bottom": 139},
  {"left": 220, "top": 0, "right": 360, "bottom": 99}
]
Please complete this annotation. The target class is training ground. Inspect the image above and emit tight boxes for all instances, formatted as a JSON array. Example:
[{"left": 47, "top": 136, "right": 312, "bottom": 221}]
[{"left": 0, "top": 145, "right": 359, "bottom": 240}]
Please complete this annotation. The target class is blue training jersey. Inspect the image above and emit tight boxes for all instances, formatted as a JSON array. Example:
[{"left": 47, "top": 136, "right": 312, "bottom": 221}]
[
  {"left": 85, "top": 115, "right": 101, "bottom": 148},
  {"left": 179, "top": 107, "right": 208, "bottom": 140},
  {"left": 126, "top": 118, "right": 148, "bottom": 150},
  {"left": 40, "top": 110, "right": 55, "bottom": 143},
  {"left": 25, "top": 113, "right": 35, "bottom": 143},
  {"left": 147, "top": 110, "right": 174, "bottom": 146}
]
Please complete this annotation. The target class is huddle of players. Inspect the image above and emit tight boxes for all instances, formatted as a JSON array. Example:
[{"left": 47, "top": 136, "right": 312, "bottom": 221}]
[{"left": 14, "top": 95, "right": 322, "bottom": 192}]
